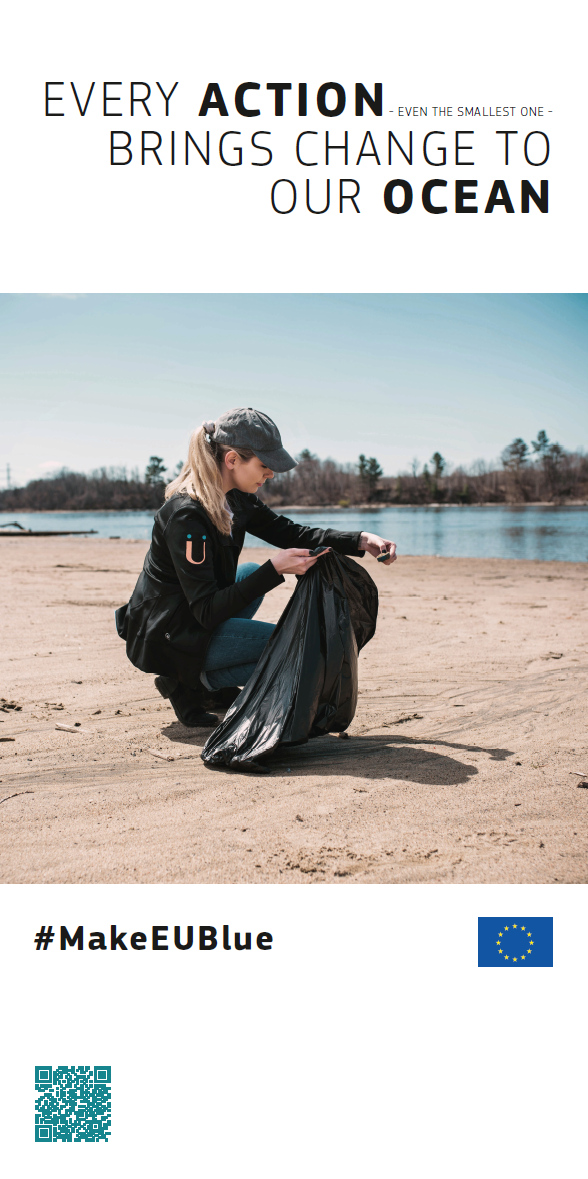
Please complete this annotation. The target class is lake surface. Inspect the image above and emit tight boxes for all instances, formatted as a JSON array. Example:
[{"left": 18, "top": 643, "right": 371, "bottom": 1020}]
[{"left": 1, "top": 506, "right": 586, "bottom": 562}]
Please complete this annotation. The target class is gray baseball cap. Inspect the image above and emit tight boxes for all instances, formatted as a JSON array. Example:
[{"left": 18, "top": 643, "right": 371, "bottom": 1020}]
[{"left": 204, "top": 407, "right": 297, "bottom": 473}]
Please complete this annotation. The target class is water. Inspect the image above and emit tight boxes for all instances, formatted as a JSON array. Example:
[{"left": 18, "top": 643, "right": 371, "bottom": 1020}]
[
  {"left": 0, "top": 510, "right": 158, "bottom": 542},
  {"left": 0, "top": 506, "right": 586, "bottom": 562}
]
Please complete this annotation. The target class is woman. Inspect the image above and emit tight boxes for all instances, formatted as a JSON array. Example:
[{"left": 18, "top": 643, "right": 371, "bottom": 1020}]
[{"left": 116, "top": 408, "right": 397, "bottom": 727}]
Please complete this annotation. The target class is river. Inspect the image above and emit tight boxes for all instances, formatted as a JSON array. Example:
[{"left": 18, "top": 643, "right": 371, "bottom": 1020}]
[{"left": 1, "top": 505, "right": 586, "bottom": 562}]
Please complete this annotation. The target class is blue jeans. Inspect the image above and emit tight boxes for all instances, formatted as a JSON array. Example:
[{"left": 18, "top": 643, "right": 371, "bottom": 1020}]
[{"left": 200, "top": 562, "right": 275, "bottom": 690}]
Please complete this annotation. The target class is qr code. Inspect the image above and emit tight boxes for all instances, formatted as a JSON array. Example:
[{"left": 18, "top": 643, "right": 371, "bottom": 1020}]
[{"left": 35, "top": 1066, "right": 111, "bottom": 1142}]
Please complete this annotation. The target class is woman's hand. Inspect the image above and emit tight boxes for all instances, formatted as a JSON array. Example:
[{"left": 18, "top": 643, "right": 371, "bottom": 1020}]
[
  {"left": 359, "top": 533, "right": 398, "bottom": 565},
  {"left": 271, "top": 548, "right": 331, "bottom": 576}
]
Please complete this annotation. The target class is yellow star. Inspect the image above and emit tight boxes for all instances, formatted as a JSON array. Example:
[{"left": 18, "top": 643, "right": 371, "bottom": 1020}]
[
  {"left": 527, "top": 949, "right": 532, "bottom": 954},
  {"left": 504, "top": 955, "right": 509, "bottom": 960},
  {"left": 496, "top": 941, "right": 501, "bottom": 945},
  {"left": 521, "top": 926, "right": 526, "bottom": 931},
  {"left": 504, "top": 926, "right": 509, "bottom": 931},
  {"left": 513, "top": 958, "right": 518, "bottom": 962},
  {"left": 530, "top": 941, "right": 534, "bottom": 945},
  {"left": 498, "top": 932, "right": 503, "bottom": 938},
  {"left": 513, "top": 924, "right": 518, "bottom": 929},
  {"left": 498, "top": 948, "right": 503, "bottom": 954},
  {"left": 527, "top": 933, "right": 532, "bottom": 938},
  {"left": 521, "top": 955, "right": 526, "bottom": 960}
]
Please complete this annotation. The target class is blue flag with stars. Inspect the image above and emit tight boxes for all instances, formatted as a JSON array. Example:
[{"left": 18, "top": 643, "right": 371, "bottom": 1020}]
[{"left": 478, "top": 918, "right": 553, "bottom": 967}]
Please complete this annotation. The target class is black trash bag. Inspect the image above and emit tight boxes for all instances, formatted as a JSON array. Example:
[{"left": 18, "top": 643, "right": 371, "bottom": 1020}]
[{"left": 201, "top": 552, "right": 378, "bottom": 769}]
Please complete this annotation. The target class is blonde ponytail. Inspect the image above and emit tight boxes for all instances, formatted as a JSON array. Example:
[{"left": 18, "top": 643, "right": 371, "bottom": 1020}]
[{"left": 165, "top": 424, "right": 254, "bottom": 535}]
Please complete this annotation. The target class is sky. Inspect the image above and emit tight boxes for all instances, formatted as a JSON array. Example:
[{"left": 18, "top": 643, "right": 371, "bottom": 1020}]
[{"left": 0, "top": 293, "right": 586, "bottom": 487}]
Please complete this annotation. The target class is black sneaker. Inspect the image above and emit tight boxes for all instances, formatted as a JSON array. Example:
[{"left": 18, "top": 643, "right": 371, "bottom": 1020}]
[{"left": 154, "top": 676, "right": 219, "bottom": 728}]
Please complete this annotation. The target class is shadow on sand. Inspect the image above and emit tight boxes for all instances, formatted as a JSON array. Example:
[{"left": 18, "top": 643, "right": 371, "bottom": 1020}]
[
  {"left": 161, "top": 721, "right": 514, "bottom": 787},
  {"left": 268, "top": 734, "right": 506, "bottom": 786}
]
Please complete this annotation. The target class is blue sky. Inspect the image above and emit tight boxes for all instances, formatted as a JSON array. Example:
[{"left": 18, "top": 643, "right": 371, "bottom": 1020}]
[{"left": 0, "top": 294, "right": 585, "bottom": 487}]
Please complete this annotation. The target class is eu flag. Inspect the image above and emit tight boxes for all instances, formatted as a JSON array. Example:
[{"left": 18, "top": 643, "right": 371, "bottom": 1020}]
[{"left": 478, "top": 918, "right": 553, "bottom": 967}]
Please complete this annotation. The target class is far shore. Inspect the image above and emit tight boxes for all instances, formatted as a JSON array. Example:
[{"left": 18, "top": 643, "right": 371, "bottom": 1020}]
[{"left": 1, "top": 500, "right": 587, "bottom": 515}]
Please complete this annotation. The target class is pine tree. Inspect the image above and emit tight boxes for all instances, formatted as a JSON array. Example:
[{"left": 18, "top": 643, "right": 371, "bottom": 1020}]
[
  {"left": 145, "top": 456, "right": 167, "bottom": 485},
  {"left": 501, "top": 439, "right": 529, "bottom": 469},
  {"left": 531, "top": 430, "right": 550, "bottom": 459},
  {"left": 358, "top": 454, "right": 383, "bottom": 500}
]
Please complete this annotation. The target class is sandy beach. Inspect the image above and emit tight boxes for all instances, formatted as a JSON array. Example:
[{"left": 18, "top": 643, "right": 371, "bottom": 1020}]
[{"left": 1, "top": 536, "right": 586, "bottom": 884}]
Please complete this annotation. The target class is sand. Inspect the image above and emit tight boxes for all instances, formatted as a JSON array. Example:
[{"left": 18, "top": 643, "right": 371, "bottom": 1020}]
[{"left": 1, "top": 537, "right": 586, "bottom": 884}]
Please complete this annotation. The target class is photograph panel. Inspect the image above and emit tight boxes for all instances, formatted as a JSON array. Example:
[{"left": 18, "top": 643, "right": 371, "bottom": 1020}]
[{"left": 2, "top": 293, "right": 586, "bottom": 885}]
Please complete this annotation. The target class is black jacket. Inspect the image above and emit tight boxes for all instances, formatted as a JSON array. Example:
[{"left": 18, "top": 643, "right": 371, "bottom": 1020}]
[{"left": 115, "top": 491, "right": 365, "bottom": 688}]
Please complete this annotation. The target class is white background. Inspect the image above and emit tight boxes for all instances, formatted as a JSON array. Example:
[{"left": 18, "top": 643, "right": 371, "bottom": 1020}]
[
  {"left": 1, "top": 884, "right": 586, "bottom": 1178},
  {"left": 1, "top": 2, "right": 586, "bottom": 1173},
  {"left": 2, "top": 0, "right": 586, "bottom": 291}
]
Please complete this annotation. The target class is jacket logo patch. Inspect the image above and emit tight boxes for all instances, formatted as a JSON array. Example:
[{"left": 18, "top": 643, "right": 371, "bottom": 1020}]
[{"left": 185, "top": 534, "right": 206, "bottom": 565}]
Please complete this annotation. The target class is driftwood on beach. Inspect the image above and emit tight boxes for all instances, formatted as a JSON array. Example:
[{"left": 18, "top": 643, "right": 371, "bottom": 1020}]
[
  {"left": 0, "top": 522, "right": 98, "bottom": 537},
  {"left": 0, "top": 532, "right": 97, "bottom": 537}
]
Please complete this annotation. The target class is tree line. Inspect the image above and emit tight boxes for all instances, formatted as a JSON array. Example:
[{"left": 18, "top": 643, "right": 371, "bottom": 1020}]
[
  {"left": 0, "top": 434, "right": 586, "bottom": 512},
  {"left": 0, "top": 465, "right": 169, "bottom": 512},
  {"left": 261, "top": 434, "right": 587, "bottom": 506}
]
